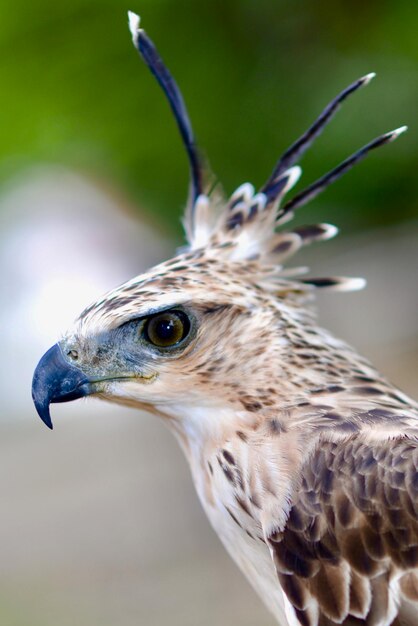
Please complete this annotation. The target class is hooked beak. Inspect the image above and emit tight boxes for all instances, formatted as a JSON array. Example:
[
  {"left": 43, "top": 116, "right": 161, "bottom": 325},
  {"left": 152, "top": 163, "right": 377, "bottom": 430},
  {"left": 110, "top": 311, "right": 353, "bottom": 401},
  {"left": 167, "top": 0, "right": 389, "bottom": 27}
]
[{"left": 32, "top": 343, "right": 93, "bottom": 430}]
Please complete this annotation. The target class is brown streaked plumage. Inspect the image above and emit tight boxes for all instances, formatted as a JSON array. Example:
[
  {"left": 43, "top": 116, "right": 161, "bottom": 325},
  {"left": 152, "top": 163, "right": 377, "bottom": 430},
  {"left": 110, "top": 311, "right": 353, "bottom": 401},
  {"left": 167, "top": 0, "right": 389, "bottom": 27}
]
[{"left": 31, "top": 12, "right": 417, "bottom": 626}]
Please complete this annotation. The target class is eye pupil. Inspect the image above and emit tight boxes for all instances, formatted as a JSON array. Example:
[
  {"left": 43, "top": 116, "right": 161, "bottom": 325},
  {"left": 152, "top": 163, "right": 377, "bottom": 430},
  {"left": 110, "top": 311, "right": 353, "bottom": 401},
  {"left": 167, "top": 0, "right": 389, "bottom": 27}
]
[
  {"left": 155, "top": 318, "right": 176, "bottom": 340},
  {"left": 144, "top": 310, "right": 190, "bottom": 348}
]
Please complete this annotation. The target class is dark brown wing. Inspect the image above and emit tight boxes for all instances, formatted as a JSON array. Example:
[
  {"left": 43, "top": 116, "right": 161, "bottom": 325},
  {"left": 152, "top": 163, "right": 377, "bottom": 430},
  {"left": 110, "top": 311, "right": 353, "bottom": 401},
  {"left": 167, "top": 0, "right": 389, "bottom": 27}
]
[{"left": 267, "top": 436, "right": 418, "bottom": 626}]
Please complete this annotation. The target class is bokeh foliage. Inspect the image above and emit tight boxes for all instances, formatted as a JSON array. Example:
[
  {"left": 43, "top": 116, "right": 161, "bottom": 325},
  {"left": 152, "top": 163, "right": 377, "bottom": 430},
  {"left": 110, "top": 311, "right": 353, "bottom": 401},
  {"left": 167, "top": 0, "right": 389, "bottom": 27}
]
[{"left": 0, "top": 0, "right": 416, "bottom": 239}]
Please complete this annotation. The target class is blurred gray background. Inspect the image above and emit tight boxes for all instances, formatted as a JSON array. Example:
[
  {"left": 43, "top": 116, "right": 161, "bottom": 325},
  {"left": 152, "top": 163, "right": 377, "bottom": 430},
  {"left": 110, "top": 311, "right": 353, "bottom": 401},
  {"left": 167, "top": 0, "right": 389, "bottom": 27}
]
[{"left": 0, "top": 1, "right": 417, "bottom": 624}]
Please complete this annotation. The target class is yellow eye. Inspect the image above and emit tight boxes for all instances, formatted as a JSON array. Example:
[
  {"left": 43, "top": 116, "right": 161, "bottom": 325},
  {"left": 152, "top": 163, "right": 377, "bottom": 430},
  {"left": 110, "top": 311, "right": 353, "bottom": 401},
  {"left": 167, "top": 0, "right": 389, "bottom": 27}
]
[{"left": 144, "top": 310, "right": 190, "bottom": 348}]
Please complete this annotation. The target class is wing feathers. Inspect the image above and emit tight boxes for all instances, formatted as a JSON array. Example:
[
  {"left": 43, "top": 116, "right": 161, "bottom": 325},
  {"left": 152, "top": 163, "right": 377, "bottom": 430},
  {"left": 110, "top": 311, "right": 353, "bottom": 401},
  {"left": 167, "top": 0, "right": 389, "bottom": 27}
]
[
  {"left": 348, "top": 570, "right": 372, "bottom": 619},
  {"left": 309, "top": 561, "right": 350, "bottom": 622},
  {"left": 266, "top": 436, "right": 418, "bottom": 625}
]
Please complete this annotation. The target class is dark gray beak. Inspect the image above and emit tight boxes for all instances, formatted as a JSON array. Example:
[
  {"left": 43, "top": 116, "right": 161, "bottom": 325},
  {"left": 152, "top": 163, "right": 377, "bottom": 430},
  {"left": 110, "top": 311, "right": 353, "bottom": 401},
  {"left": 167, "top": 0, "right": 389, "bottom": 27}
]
[{"left": 32, "top": 343, "right": 92, "bottom": 430}]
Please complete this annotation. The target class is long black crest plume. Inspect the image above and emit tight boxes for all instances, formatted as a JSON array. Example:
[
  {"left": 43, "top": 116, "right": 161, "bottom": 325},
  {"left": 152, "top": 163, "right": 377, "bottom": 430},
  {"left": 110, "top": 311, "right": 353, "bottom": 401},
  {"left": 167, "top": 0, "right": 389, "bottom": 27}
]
[
  {"left": 128, "top": 12, "right": 204, "bottom": 217},
  {"left": 261, "top": 73, "right": 376, "bottom": 202},
  {"left": 127, "top": 13, "right": 407, "bottom": 236},
  {"left": 278, "top": 125, "right": 407, "bottom": 218}
]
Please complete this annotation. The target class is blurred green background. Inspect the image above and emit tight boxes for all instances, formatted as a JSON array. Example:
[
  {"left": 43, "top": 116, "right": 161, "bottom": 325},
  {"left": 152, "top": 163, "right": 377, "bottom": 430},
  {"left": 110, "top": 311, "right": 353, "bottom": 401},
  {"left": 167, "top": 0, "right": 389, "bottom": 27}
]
[{"left": 0, "top": 0, "right": 416, "bottom": 239}]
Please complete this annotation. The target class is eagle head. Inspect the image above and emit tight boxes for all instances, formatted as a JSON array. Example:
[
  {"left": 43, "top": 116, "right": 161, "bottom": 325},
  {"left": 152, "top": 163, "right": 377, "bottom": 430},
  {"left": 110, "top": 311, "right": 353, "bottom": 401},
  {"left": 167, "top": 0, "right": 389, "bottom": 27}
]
[
  {"left": 31, "top": 243, "right": 303, "bottom": 432},
  {"left": 32, "top": 12, "right": 405, "bottom": 433}
]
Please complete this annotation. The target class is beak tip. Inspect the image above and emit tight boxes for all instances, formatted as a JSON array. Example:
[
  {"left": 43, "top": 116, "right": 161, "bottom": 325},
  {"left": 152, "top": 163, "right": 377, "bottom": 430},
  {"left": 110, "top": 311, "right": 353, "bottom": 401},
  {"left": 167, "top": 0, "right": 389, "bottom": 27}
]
[
  {"left": 32, "top": 394, "right": 54, "bottom": 430},
  {"left": 41, "top": 410, "right": 54, "bottom": 430}
]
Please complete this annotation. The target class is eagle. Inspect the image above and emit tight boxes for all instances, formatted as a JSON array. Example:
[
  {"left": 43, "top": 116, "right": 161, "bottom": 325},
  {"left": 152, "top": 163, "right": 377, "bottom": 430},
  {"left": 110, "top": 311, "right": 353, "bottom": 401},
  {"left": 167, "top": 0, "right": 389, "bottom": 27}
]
[{"left": 32, "top": 12, "right": 418, "bottom": 626}]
